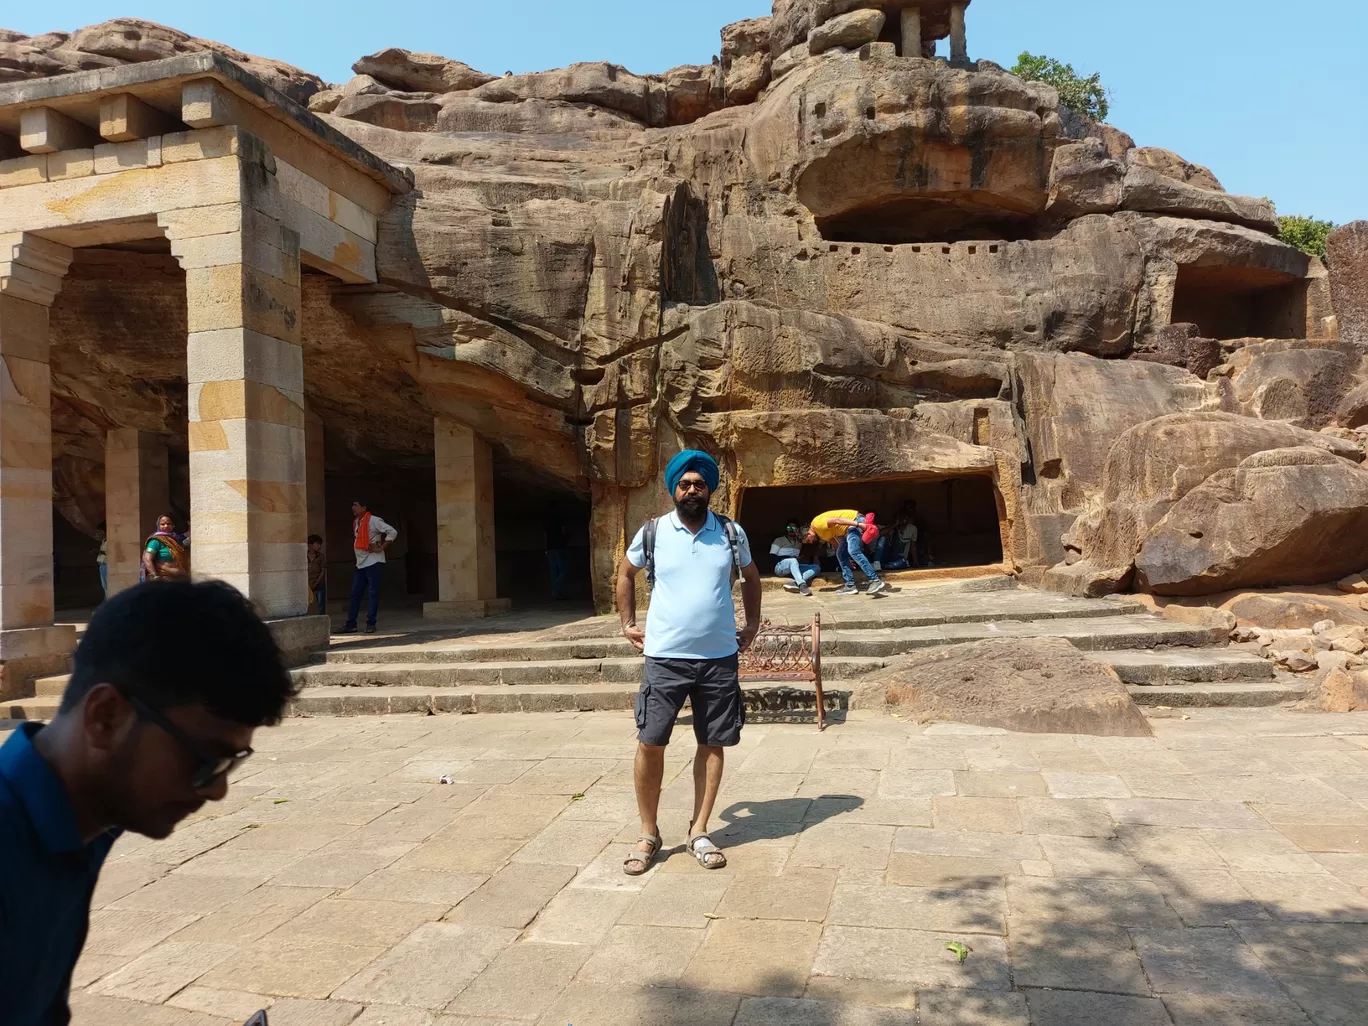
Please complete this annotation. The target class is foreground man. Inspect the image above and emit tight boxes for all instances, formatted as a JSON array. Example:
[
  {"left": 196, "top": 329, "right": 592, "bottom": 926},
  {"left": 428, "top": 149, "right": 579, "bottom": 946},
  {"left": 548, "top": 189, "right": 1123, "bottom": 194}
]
[
  {"left": 0, "top": 581, "right": 296, "bottom": 1026},
  {"left": 616, "top": 450, "right": 762, "bottom": 874}
]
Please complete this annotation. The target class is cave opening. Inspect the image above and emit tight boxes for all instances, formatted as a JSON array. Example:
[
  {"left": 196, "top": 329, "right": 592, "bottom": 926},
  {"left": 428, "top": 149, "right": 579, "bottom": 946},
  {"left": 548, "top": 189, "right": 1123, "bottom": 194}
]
[
  {"left": 814, "top": 197, "right": 1038, "bottom": 245},
  {"left": 1171, "top": 263, "right": 1310, "bottom": 341},
  {"left": 737, "top": 474, "right": 1004, "bottom": 575}
]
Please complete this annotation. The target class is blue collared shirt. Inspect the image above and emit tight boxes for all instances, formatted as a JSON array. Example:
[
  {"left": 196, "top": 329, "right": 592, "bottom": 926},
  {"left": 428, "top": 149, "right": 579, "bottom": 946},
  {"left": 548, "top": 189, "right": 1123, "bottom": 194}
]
[
  {"left": 0, "top": 723, "right": 120, "bottom": 1026},
  {"left": 627, "top": 510, "right": 753, "bottom": 659}
]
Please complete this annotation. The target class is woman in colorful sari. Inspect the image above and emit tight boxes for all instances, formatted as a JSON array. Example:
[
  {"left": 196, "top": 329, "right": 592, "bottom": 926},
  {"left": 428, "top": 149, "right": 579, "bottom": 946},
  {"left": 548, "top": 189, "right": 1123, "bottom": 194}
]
[{"left": 141, "top": 513, "right": 190, "bottom": 582}]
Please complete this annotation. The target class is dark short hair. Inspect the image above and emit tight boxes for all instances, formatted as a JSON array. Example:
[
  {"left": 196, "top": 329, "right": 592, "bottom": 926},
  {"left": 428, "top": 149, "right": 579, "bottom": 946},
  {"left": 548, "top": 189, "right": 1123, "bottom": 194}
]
[
  {"left": 61, "top": 581, "right": 297, "bottom": 726},
  {"left": 307, "top": 534, "right": 323, "bottom": 546},
  {"left": 350, "top": 499, "right": 367, "bottom": 508}
]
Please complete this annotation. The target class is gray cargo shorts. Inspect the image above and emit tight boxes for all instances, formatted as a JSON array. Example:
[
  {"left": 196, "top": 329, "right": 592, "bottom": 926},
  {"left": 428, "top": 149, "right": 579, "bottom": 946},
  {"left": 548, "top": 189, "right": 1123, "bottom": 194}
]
[{"left": 636, "top": 655, "right": 745, "bottom": 748}]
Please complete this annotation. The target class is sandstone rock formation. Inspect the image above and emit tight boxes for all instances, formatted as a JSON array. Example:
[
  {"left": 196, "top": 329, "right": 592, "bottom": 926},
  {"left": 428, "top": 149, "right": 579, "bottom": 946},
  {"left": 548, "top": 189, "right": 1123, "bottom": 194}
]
[
  {"left": 854, "top": 637, "right": 1152, "bottom": 736},
  {"left": 5, "top": 7, "right": 1362, "bottom": 610}
]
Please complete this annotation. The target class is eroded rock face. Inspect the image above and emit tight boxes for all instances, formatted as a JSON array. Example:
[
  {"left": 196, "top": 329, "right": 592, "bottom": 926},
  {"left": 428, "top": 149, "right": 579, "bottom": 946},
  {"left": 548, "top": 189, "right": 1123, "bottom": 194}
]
[
  {"left": 11, "top": 8, "right": 1359, "bottom": 609},
  {"left": 1136, "top": 447, "right": 1368, "bottom": 595},
  {"left": 854, "top": 636, "right": 1153, "bottom": 737},
  {"left": 1, "top": 18, "right": 324, "bottom": 102}
]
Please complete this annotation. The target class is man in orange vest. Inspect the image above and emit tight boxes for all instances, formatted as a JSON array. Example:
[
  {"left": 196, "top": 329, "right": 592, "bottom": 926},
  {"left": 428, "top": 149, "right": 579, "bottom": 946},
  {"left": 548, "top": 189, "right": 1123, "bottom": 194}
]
[{"left": 340, "top": 500, "right": 398, "bottom": 635}]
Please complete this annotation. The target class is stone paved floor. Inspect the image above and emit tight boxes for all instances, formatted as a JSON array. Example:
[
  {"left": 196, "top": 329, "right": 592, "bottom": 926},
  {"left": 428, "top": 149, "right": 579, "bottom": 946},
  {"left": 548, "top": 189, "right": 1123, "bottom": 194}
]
[{"left": 54, "top": 706, "right": 1368, "bottom": 1026}]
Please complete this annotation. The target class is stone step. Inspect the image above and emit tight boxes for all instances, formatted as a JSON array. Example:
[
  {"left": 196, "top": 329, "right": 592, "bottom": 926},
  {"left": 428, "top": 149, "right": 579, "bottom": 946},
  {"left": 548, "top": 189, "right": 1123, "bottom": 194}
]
[
  {"left": 295, "top": 655, "right": 889, "bottom": 689},
  {"left": 1088, "top": 648, "right": 1275, "bottom": 685},
  {"left": 34, "top": 674, "right": 69, "bottom": 697},
  {"left": 1128, "top": 681, "right": 1309, "bottom": 708},
  {"left": 284, "top": 681, "right": 841, "bottom": 719},
  {"left": 323, "top": 603, "right": 1160, "bottom": 666},
  {"left": 0, "top": 696, "right": 59, "bottom": 721},
  {"left": 757, "top": 568, "right": 1018, "bottom": 593}
]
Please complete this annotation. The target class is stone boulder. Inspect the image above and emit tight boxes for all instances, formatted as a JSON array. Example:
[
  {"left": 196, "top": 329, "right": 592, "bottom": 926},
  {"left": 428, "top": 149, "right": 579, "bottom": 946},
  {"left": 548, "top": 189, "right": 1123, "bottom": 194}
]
[
  {"left": 853, "top": 637, "right": 1152, "bottom": 737},
  {"left": 1226, "top": 592, "right": 1368, "bottom": 630},
  {"left": 1222, "top": 340, "right": 1362, "bottom": 429},
  {"left": 721, "top": 17, "right": 773, "bottom": 105},
  {"left": 809, "top": 8, "right": 885, "bottom": 54},
  {"left": 0, "top": 35, "right": 120, "bottom": 81},
  {"left": 661, "top": 64, "right": 725, "bottom": 125},
  {"left": 1327, "top": 222, "right": 1368, "bottom": 346},
  {"left": 1048, "top": 413, "right": 1361, "bottom": 596},
  {"left": 1310, "top": 668, "right": 1368, "bottom": 713},
  {"left": 1128, "top": 147, "right": 1224, "bottom": 192},
  {"left": 352, "top": 48, "right": 493, "bottom": 93},
  {"left": 1135, "top": 447, "right": 1368, "bottom": 595},
  {"left": 471, "top": 62, "right": 656, "bottom": 123},
  {"left": 1046, "top": 139, "right": 1124, "bottom": 219},
  {"left": 67, "top": 18, "right": 324, "bottom": 103},
  {"left": 1121, "top": 161, "right": 1278, "bottom": 234}
]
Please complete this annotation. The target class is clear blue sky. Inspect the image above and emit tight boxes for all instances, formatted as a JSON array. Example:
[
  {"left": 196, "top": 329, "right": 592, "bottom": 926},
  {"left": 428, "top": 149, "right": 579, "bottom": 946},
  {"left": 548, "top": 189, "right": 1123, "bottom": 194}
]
[{"left": 9, "top": 1, "right": 1365, "bottom": 223}]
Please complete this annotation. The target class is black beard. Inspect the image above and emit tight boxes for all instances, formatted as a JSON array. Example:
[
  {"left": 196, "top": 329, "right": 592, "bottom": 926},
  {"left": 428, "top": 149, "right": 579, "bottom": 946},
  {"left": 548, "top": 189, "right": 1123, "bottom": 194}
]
[{"left": 675, "top": 494, "right": 709, "bottom": 520}]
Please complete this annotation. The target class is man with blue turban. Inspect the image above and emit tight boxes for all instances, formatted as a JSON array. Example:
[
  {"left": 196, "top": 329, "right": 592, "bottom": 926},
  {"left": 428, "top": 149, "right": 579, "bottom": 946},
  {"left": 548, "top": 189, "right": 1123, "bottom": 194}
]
[{"left": 615, "top": 449, "right": 762, "bottom": 875}]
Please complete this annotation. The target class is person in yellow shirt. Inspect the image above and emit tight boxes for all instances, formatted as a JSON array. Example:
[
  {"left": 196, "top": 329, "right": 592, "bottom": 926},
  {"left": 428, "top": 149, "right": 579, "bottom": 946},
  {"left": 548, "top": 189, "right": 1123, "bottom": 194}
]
[{"left": 810, "top": 510, "right": 887, "bottom": 596}]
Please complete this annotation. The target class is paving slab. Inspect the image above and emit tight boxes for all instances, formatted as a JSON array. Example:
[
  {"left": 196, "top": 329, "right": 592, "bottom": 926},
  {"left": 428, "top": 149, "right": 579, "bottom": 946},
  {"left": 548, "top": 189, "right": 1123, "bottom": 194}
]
[{"left": 47, "top": 706, "right": 1368, "bottom": 1026}]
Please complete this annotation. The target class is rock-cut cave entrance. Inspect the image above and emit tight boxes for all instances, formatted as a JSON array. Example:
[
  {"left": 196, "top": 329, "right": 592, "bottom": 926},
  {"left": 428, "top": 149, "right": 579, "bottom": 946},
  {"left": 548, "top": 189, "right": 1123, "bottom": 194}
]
[
  {"left": 1170, "top": 263, "right": 1310, "bottom": 341},
  {"left": 738, "top": 474, "right": 1004, "bottom": 575}
]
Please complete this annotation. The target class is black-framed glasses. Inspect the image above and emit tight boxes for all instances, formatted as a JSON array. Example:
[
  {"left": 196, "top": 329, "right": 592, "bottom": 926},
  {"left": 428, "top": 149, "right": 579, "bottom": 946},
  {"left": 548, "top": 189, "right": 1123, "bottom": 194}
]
[{"left": 126, "top": 694, "right": 254, "bottom": 789}]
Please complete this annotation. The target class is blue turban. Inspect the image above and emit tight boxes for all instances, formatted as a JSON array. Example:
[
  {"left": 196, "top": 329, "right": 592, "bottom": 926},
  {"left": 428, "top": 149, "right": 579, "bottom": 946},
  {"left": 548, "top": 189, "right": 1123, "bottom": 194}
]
[{"left": 665, "top": 449, "right": 720, "bottom": 494}]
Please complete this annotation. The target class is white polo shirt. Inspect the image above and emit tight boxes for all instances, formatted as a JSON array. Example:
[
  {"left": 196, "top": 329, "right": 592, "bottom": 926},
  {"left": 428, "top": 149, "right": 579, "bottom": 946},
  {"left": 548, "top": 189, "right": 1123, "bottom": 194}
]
[{"left": 627, "top": 511, "right": 753, "bottom": 660}]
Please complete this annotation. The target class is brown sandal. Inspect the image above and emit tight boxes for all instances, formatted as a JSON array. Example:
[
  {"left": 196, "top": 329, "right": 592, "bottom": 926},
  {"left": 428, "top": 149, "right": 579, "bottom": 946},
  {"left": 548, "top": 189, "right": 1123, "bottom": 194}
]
[{"left": 623, "top": 834, "right": 662, "bottom": 876}]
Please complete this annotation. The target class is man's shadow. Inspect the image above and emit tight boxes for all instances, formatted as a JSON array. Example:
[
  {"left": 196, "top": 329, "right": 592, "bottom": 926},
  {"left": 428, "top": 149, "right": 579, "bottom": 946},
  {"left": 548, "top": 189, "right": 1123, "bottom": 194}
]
[{"left": 709, "top": 794, "right": 864, "bottom": 846}]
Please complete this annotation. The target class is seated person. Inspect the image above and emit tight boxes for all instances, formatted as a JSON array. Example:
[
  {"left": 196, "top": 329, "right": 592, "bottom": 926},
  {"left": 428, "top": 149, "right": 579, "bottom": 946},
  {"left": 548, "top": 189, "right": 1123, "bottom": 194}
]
[
  {"left": 770, "top": 522, "right": 822, "bottom": 596},
  {"left": 877, "top": 507, "right": 920, "bottom": 571}
]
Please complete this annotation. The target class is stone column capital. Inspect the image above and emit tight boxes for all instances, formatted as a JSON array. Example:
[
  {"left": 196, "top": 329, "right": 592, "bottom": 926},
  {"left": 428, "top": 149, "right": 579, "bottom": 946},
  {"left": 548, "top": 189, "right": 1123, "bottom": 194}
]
[{"left": 0, "top": 232, "right": 73, "bottom": 307}]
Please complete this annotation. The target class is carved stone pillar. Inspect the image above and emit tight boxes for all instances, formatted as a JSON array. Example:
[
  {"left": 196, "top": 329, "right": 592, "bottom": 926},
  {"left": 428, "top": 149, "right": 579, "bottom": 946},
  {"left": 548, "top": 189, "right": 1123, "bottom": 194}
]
[
  {"left": 949, "top": 3, "right": 969, "bottom": 62},
  {"left": 425, "top": 418, "right": 509, "bottom": 619},
  {"left": 0, "top": 232, "right": 75, "bottom": 699},
  {"left": 900, "top": 7, "right": 922, "bottom": 58}
]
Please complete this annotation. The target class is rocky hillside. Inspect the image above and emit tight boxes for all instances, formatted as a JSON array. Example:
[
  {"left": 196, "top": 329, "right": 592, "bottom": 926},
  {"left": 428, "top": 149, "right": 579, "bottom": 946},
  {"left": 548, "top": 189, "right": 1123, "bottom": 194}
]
[{"left": 5, "top": 13, "right": 1365, "bottom": 604}]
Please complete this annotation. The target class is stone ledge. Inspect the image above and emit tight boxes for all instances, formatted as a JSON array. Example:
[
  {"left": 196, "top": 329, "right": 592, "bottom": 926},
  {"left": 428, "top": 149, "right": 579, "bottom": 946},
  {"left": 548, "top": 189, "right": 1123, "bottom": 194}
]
[
  {"left": 265, "top": 614, "right": 330, "bottom": 668},
  {"left": 0, "top": 624, "right": 77, "bottom": 701},
  {"left": 423, "top": 599, "right": 513, "bottom": 620}
]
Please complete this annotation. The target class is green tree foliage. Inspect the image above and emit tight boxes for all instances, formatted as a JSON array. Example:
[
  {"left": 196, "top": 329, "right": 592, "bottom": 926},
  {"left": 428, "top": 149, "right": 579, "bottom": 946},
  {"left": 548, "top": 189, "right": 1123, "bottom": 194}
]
[
  {"left": 1011, "top": 52, "right": 1110, "bottom": 122},
  {"left": 1277, "top": 215, "right": 1337, "bottom": 259}
]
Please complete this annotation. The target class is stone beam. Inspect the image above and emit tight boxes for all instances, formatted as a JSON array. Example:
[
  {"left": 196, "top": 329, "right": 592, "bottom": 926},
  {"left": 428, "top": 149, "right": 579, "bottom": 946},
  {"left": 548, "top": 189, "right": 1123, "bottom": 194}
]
[
  {"left": 19, "top": 106, "right": 98, "bottom": 154},
  {"left": 424, "top": 419, "right": 510, "bottom": 619},
  {"left": 0, "top": 232, "right": 75, "bottom": 698},
  {"left": 181, "top": 80, "right": 392, "bottom": 215},
  {"left": 104, "top": 429, "right": 170, "bottom": 596},
  {"left": 0, "top": 129, "right": 377, "bottom": 284},
  {"left": 100, "top": 93, "right": 179, "bottom": 143}
]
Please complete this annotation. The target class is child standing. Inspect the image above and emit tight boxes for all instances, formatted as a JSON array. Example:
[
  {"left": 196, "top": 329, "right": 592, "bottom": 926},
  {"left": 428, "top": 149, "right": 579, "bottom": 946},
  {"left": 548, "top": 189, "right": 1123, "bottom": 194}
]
[{"left": 307, "top": 534, "right": 327, "bottom": 615}]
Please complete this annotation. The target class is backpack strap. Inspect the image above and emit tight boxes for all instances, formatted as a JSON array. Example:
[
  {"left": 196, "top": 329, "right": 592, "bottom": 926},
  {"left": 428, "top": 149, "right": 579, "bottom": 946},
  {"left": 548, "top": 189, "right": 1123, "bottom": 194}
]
[
  {"left": 643, "top": 517, "right": 659, "bottom": 587},
  {"left": 717, "top": 515, "right": 743, "bottom": 583}
]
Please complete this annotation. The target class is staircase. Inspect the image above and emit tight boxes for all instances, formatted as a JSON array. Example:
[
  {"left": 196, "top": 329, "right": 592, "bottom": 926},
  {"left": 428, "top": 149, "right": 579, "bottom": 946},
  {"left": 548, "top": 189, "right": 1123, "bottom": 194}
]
[{"left": 3, "top": 577, "right": 1304, "bottom": 723}]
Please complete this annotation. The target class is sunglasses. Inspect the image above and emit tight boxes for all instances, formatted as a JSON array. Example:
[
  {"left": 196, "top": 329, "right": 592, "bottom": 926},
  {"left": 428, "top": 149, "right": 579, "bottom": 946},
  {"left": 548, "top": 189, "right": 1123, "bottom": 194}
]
[
  {"left": 126, "top": 694, "right": 254, "bottom": 790},
  {"left": 676, "top": 480, "right": 710, "bottom": 493}
]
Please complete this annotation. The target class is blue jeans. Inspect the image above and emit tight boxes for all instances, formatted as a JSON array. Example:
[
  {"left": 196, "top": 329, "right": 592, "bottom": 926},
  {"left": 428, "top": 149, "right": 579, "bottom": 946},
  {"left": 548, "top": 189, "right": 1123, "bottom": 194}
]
[
  {"left": 345, "top": 563, "right": 383, "bottom": 629},
  {"left": 836, "top": 525, "right": 881, "bottom": 586},
  {"left": 547, "top": 549, "right": 570, "bottom": 599},
  {"left": 774, "top": 558, "right": 820, "bottom": 586},
  {"left": 314, "top": 584, "right": 327, "bottom": 615},
  {"left": 98, "top": 564, "right": 107, "bottom": 597}
]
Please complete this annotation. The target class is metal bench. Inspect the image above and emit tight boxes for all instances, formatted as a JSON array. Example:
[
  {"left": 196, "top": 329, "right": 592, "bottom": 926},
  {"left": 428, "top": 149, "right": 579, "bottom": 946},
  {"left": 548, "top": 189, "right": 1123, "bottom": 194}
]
[{"left": 738, "top": 613, "right": 828, "bottom": 730}]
